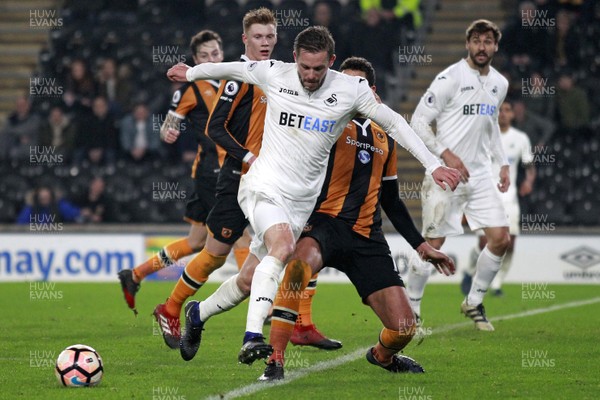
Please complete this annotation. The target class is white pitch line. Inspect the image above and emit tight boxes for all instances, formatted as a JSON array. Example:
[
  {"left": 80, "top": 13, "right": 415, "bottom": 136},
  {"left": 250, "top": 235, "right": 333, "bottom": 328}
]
[{"left": 205, "top": 296, "right": 600, "bottom": 400}]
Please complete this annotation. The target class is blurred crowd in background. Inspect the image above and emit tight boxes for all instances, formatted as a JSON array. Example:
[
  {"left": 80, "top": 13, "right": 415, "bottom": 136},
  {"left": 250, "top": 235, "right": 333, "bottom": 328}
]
[{"left": 0, "top": 0, "right": 597, "bottom": 225}]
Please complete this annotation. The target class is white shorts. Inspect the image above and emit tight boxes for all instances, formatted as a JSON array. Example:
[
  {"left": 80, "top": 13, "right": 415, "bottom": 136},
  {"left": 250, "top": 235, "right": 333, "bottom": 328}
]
[
  {"left": 476, "top": 198, "right": 520, "bottom": 236},
  {"left": 238, "top": 174, "right": 315, "bottom": 260},
  {"left": 421, "top": 174, "right": 508, "bottom": 238}
]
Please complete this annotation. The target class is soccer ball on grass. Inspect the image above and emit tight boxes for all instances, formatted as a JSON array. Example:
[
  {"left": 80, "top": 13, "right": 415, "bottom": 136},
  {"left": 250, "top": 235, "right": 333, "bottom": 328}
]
[{"left": 55, "top": 344, "right": 103, "bottom": 387}]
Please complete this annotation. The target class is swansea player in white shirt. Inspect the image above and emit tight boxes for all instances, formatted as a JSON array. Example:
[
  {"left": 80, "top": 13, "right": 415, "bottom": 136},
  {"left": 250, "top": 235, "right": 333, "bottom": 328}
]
[
  {"left": 167, "top": 26, "right": 460, "bottom": 361},
  {"left": 462, "top": 100, "right": 536, "bottom": 297},
  {"left": 406, "top": 20, "right": 510, "bottom": 331}
]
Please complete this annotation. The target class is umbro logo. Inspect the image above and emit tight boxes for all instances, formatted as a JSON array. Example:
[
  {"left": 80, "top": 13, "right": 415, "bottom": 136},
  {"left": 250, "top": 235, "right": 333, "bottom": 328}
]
[
  {"left": 561, "top": 246, "right": 600, "bottom": 269},
  {"left": 324, "top": 93, "right": 338, "bottom": 107},
  {"left": 279, "top": 87, "right": 298, "bottom": 96}
]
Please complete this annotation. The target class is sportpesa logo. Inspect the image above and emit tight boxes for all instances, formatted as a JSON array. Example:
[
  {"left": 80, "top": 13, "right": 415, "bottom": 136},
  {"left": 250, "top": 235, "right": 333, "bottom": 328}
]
[
  {"left": 345, "top": 136, "right": 384, "bottom": 155},
  {"left": 279, "top": 112, "right": 337, "bottom": 133},
  {"left": 463, "top": 103, "right": 496, "bottom": 116}
]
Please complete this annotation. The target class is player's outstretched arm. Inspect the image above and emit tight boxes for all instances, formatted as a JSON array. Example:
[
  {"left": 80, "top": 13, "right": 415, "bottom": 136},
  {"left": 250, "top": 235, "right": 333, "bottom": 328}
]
[
  {"left": 168, "top": 61, "right": 266, "bottom": 86},
  {"left": 415, "top": 242, "right": 455, "bottom": 276}
]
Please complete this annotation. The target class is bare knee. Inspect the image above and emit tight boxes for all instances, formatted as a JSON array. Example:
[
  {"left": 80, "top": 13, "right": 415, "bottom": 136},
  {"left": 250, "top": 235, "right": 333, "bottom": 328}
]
[
  {"left": 487, "top": 231, "right": 510, "bottom": 256},
  {"left": 187, "top": 224, "right": 208, "bottom": 251},
  {"left": 268, "top": 237, "right": 295, "bottom": 263},
  {"left": 264, "top": 224, "right": 297, "bottom": 263},
  {"left": 187, "top": 236, "right": 206, "bottom": 252}
]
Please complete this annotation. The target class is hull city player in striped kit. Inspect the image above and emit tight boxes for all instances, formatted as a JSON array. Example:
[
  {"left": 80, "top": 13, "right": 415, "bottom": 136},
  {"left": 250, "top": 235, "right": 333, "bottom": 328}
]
[
  {"left": 406, "top": 20, "right": 511, "bottom": 331},
  {"left": 167, "top": 26, "right": 460, "bottom": 364},
  {"left": 117, "top": 30, "right": 235, "bottom": 321},
  {"left": 260, "top": 57, "right": 456, "bottom": 380},
  {"left": 118, "top": 31, "right": 253, "bottom": 348}
]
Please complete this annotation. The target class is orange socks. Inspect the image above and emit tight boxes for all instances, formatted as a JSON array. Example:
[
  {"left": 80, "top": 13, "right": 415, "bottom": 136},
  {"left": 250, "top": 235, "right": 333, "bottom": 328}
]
[
  {"left": 165, "top": 249, "right": 227, "bottom": 317},
  {"left": 296, "top": 274, "right": 318, "bottom": 327},
  {"left": 268, "top": 260, "right": 312, "bottom": 363},
  {"left": 133, "top": 238, "right": 194, "bottom": 282},
  {"left": 233, "top": 247, "right": 249, "bottom": 271},
  {"left": 373, "top": 327, "right": 413, "bottom": 364}
]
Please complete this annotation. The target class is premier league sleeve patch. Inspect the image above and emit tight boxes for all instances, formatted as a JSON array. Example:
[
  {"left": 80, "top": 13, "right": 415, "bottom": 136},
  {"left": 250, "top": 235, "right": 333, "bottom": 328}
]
[
  {"left": 425, "top": 91, "right": 436, "bottom": 108},
  {"left": 224, "top": 81, "right": 239, "bottom": 96}
]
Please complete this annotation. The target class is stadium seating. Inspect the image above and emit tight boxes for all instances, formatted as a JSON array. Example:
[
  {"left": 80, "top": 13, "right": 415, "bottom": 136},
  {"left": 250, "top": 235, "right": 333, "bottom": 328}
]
[{"left": 0, "top": 1, "right": 596, "bottom": 226}]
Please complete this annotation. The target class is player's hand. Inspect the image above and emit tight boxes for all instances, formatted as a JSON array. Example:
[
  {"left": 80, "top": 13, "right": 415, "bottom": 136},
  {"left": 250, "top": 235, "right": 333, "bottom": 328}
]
[
  {"left": 167, "top": 63, "right": 190, "bottom": 82},
  {"left": 441, "top": 149, "right": 469, "bottom": 183},
  {"left": 498, "top": 165, "right": 510, "bottom": 193},
  {"left": 415, "top": 242, "right": 455, "bottom": 276},
  {"left": 431, "top": 166, "right": 460, "bottom": 191},
  {"left": 519, "top": 180, "right": 533, "bottom": 196},
  {"left": 161, "top": 128, "right": 180, "bottom": 144}
]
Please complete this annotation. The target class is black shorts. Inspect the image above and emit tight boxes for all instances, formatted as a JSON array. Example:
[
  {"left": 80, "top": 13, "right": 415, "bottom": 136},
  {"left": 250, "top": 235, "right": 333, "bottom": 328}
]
[
  {"left": 301, "top": 212, "right": 404, "bottom": 302},
  {"left": 206, "top": 171, "right": 248, "bottom": 244},
  {"left": 184, "top": 175, "right": 217, "bottom": 224}
]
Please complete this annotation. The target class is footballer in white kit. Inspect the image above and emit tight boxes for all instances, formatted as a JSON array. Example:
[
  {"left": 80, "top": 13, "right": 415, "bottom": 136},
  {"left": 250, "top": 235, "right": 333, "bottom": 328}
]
[
  {"left": 184, "top": 58, "right": 442, "bottom": 253},
  {"left": 413, "top": 57, "right": 509, "bottom": 237},
  {"left": 168, "top": 26, "right": 460, "bottom": 359},
  {"left": 406, "top": 20, "right": 512, "bottom": 331}
]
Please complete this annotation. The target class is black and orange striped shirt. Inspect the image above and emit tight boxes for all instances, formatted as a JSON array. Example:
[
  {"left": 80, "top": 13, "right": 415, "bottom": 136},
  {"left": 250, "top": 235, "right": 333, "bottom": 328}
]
[
  {"left": 314, "top": 118, "right": 397, "bottom": 242},
  {"left": 169, "top": 79, "right": 226, "bottom": 178},
  {"left": 205, "top": 56, "right": 266, "bottom": 177}
]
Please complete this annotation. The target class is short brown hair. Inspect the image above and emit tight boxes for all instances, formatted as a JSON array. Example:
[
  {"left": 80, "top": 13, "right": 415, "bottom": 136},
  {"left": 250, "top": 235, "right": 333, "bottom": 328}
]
[
  {"left": 466, "top": 19, "right": 501, "bottom": 43},
  {"left": 243, "top": 7, "right": 276, "bottom": 33},
  {"left": 190, "top": 30, "right": 223, "bottom": 55},
  {"left": 294, "top": 26, "right": 335, "bottom": 58}
]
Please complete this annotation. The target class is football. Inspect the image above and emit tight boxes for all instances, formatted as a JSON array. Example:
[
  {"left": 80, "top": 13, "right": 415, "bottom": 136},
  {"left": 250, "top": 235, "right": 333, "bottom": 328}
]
[{"left": 55, "top": 344, "right": 103, "bottom": 387}]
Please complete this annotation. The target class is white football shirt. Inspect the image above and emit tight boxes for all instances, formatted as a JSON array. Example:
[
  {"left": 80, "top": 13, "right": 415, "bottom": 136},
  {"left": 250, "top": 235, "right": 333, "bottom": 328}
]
[
  {"left": 186, "top": 60, "right": 441, "bottom": 201},
  {"left": 412, "top": 59, "right": 509, "bottom": 179}
]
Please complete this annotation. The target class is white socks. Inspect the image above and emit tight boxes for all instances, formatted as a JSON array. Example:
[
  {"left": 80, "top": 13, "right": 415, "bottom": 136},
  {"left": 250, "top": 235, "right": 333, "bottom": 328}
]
[
  {"left": 199, "top": 274, "right": 246, "bottom": 322},
  {"left": 491, "top": 250, "right": 513, "bottom": 290},
  {"left": 406, "top": 250, "right": 435, "bottom": 316},
  {"left": 467, "top": 246, "right": 504, "bottom": 305},
  {"left": 245, "top": 255, "right": 284, "bottom": 335}
]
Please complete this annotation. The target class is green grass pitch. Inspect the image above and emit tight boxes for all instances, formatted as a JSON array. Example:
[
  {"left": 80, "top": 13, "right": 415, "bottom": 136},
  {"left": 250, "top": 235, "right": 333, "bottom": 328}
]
[{"left": 1, "top": 282, "right": 598, "bottom": 399}]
